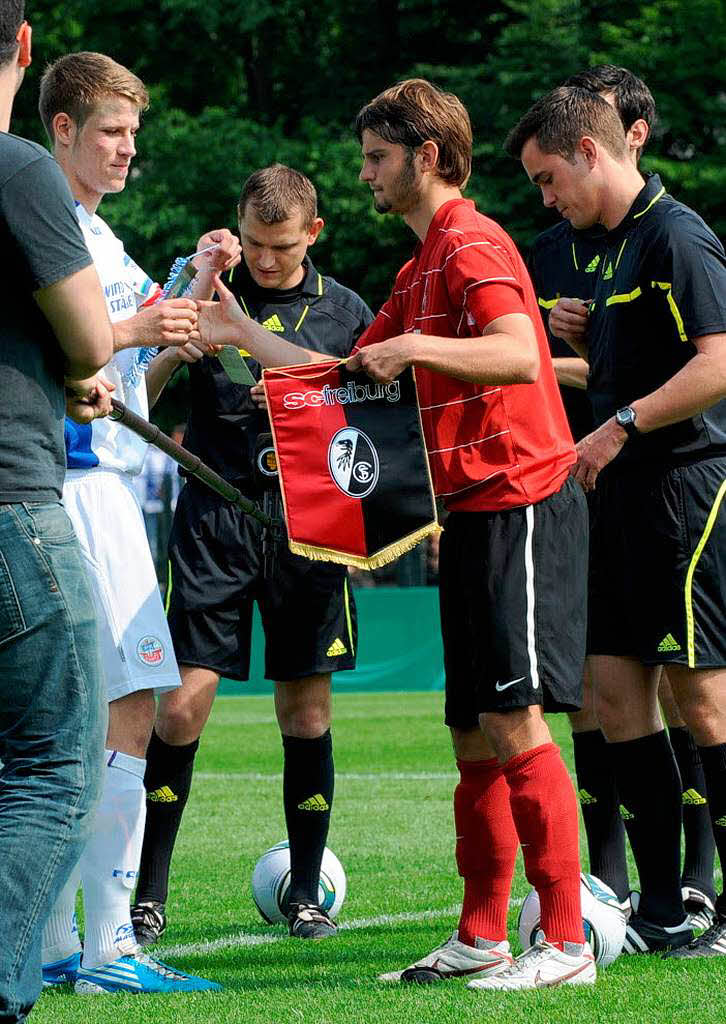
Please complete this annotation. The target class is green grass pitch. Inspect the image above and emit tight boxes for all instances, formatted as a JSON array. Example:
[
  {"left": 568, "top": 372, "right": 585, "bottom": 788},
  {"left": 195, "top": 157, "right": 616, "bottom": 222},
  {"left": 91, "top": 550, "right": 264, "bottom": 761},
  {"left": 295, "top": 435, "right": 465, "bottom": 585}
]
[{"left": 36, "top": 692, "right": 725, "bottom": 1023}]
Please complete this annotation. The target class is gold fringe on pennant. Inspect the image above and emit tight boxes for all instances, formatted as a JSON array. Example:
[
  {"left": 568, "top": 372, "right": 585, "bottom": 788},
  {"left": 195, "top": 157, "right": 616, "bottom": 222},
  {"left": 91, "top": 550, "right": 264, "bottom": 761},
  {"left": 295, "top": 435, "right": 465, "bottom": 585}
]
[{"left": 288, "top": 519, "right": 441, "bottom": 570}]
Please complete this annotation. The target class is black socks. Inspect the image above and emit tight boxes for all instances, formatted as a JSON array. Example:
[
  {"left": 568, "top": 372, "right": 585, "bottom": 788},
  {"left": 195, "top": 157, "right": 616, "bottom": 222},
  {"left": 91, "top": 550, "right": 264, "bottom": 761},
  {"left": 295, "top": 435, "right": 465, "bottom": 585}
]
[
  {"left": 609, "top": 729, "right": 684, "bottom": 924},
  {"left": 137, "top": 729, "right": 337, "bottom": 910},
  {"left": 697, "top": 741, "right": 726, "bottom": 912},
  {"left": 572, "top": 729, "right": 630, "bottom": 902},
  {"left": 282, "top": 730, "right": 334, "bottom": 907},
  {"left": 669, "top": 726, "right": 716, "bottom": 899},
  {"left": 136, "top": 729, "right": 199, "bottom": 904}
]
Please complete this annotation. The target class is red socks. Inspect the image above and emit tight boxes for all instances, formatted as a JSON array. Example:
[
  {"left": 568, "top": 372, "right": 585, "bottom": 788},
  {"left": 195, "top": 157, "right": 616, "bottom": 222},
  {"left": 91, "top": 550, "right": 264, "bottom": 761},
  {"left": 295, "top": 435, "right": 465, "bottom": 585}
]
[
  {"left": 455, "top": 758, "right": 518, "bottom": 944},
  {"left": 504, "top": 742, "right": 584, "bottom": 945},
  {"left": 455, "top": 745, "right": 584, "bottom": 948}
]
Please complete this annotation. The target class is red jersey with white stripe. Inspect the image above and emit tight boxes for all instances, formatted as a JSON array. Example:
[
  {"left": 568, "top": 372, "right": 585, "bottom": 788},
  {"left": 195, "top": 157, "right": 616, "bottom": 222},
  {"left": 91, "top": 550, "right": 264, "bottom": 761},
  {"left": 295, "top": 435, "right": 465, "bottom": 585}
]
[{"left": 357, "top": 198, "right": 575, "bottom": 511}]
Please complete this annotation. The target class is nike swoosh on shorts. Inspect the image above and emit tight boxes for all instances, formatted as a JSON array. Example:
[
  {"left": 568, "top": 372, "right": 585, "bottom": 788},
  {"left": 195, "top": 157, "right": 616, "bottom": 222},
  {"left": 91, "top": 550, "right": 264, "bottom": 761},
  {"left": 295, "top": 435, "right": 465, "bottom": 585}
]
[{"left": 494, "top": 677, "right": 526, "bottom": 692}]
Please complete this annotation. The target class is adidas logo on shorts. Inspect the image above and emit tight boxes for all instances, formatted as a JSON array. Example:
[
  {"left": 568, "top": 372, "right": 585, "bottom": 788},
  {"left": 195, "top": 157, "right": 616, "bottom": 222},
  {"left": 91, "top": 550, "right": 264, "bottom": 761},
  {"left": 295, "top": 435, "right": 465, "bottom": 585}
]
[{"left": 657, "top": 633, "right": 681, "bottom": 652}]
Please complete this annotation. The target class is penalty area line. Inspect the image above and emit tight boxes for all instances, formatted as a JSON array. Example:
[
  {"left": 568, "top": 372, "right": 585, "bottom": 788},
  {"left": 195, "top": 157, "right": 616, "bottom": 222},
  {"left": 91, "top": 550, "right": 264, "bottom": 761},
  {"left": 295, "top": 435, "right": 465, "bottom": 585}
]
[{"left": 161, "top": 899, "right": 524, "bottom": 959}]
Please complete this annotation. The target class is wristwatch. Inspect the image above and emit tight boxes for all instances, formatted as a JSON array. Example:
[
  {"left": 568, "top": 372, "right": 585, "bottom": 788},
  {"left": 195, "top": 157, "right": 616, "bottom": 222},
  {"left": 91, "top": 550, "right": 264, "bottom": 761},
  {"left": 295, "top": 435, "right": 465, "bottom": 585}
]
[{"left": 615, "top": 405, "right": 639, "bottom": 440}]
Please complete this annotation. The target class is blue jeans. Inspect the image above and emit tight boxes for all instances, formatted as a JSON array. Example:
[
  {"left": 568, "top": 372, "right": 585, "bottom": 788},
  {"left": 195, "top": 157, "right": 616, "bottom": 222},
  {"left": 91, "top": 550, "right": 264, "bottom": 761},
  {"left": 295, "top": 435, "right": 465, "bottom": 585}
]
[{"left": 0, "top": 502, "right": 106, "bottom": 1022}]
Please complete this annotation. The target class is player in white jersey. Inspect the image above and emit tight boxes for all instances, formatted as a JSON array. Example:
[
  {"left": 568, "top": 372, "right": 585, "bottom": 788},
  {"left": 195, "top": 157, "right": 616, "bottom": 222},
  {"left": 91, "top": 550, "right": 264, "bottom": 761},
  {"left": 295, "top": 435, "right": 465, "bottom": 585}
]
[{"left": 36, "top": 52, "right": 239, "bottom": 995}]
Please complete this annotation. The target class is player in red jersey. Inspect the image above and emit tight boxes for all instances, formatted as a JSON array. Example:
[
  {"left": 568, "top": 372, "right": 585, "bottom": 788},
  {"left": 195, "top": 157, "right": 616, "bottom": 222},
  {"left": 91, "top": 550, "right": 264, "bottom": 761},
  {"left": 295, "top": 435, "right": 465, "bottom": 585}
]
[{"left": 195, "top": 79, "right": 594, "bottom": 991}]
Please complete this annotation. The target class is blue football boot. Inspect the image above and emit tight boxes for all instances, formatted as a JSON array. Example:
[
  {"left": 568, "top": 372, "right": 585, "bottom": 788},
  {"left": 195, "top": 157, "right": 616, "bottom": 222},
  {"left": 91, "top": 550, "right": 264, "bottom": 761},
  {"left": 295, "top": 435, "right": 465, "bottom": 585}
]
[{"left": 74, "top": 951, "right": 221, "bottom": 994}]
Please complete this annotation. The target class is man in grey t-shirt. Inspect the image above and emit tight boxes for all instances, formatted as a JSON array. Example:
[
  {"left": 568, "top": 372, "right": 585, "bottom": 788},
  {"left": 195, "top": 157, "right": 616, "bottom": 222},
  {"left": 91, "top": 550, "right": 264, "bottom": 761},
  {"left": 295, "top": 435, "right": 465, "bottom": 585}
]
[{"left": 0, "top": 3, "right": 114, "bottom": 1020}]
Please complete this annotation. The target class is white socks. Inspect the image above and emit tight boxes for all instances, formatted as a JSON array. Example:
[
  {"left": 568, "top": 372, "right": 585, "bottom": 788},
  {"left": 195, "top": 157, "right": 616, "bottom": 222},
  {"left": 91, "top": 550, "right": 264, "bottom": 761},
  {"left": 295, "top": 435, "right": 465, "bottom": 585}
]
[
  {"left": 42, "top": 749, "right": 147, "bottom": 970},
  {"left": 41, "top": 863, "right": 82, "bottom": 964},
  {"left": 81, "top": 749, "right": 147, "bottom": 968}
]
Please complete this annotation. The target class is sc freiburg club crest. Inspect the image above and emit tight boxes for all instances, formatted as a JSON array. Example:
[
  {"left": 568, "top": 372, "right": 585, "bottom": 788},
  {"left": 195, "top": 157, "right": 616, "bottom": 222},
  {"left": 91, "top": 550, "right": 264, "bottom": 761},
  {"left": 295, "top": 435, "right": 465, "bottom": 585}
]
[{"left": 328, "top": 427, "right": 379, "bottom": 498}]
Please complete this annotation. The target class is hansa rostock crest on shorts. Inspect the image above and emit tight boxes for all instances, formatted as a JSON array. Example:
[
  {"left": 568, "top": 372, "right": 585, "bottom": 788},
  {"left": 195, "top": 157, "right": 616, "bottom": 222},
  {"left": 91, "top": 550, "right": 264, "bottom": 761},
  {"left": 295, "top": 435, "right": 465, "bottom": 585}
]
[{"left": 263, "top": 360, "right": 439, "bottom": 568}]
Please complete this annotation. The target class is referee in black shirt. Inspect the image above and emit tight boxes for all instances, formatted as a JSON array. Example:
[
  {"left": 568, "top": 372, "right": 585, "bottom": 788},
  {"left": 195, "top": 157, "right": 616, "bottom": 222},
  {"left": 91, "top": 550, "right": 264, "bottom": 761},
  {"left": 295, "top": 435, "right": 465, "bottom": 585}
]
[
  {"left": 133, "top": 166, "right": 372, "bottom": 944},
  {"left": 508, "top": 86, "right": 726, "bottom": 958},
  {"left": 527, "top": 67, "right": 716, "bottom": 931}
]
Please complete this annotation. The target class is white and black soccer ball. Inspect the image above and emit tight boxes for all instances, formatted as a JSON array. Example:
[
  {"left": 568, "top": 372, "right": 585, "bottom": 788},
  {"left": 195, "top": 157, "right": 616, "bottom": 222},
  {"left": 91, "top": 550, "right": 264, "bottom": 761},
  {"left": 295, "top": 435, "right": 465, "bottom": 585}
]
[
  {"left": 251, "top": 840, "right": 347, "bottom": 925},
  {"left": 517, "top": 872, "right": 626, "bottom": 967}
]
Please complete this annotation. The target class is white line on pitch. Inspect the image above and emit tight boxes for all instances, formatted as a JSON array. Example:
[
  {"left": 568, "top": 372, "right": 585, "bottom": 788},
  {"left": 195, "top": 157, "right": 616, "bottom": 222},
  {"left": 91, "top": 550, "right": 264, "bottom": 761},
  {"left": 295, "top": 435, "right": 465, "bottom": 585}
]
[
  {"left": 161, "top": 900, "right": 524, "bottom": 960},
  {"left": 195, "top": 771, "right": 458, "bottom": 782}
]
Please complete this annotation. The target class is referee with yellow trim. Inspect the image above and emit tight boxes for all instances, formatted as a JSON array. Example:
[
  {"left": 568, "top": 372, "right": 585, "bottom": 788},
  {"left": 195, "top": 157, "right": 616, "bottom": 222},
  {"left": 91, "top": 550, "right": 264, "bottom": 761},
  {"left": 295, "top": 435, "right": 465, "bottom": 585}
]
[
  {"left": 132, "top": 165, "right": 372, "bottom": 945},
  {"left": 527, "top": 67, "right": 718, "bottom": 935},
  {"left": 507, "top": 85, "right": 726, "bottom": 958}
]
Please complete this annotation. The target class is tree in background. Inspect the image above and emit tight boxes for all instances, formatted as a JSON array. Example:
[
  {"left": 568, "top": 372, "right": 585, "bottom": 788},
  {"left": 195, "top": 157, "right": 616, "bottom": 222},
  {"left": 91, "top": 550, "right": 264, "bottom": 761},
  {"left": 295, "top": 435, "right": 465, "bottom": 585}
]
[{"left": 13, "top": 0, "right": 725, "bottom": 426}]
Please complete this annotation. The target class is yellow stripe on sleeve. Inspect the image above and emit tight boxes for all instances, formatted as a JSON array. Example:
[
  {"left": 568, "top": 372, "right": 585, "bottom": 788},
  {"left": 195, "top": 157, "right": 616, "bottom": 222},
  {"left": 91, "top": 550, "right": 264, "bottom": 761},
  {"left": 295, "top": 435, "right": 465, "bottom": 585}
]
[{"left": 651, "top": 282, "right": 688, "bottom": 341}]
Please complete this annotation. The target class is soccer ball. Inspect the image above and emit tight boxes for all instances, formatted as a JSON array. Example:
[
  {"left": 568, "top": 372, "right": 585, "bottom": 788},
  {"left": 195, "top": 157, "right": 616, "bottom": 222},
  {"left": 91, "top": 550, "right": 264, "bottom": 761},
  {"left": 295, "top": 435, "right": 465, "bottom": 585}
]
[
  {"left": 517, "top": 872, "right": 626, "bottom": 967},
  {"left": 251, "top": 840, "right": 346, "bottom": 925}
]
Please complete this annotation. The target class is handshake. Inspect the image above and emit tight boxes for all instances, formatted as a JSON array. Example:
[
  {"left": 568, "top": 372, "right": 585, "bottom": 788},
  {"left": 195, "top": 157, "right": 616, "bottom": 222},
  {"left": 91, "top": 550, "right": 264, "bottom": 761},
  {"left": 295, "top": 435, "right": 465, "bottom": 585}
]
[{"left": 65, "top": 229, "right": 243, "bottom": 423}]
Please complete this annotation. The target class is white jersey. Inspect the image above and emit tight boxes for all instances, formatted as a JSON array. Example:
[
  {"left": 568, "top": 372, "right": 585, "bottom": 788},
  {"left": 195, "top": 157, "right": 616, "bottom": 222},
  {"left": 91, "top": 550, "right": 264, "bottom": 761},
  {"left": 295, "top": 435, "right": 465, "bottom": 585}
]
[{"left": 65, "top": 203, "right": 159, "bottom": 476}]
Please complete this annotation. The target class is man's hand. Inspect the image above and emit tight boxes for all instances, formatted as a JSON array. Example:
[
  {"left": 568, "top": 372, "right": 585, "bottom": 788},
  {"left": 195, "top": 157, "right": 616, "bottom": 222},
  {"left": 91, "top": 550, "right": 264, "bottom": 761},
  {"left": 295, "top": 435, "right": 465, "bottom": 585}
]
[
  {"left": 114, "top": 298, "right": 199, "bottom": 351},
  {"left": 65, "top": 374, "right": 115, "bottom": 423},
  {"left": 195, "top": 274, "right": 326, "bottom": 368},
  {"left": 250, "top": 382, "right": 268, "bottom": 410},
  {"left": 175, "top": 339, "right": 222, "bottom": 364},
  {"left": 549, "top": 297, "right": 590, "bottom": 352},
  {"left": 346, "top": 336, "right": 413, "bottom": 383},
  {"left": 572, "top": 417, "right": 627, "bottom": 491},
  {"left": 194, "top": 274, "right": 248, "bottom": 346},
  {"left": 194, "top": 229, "right": 241, "bottom": 273}
]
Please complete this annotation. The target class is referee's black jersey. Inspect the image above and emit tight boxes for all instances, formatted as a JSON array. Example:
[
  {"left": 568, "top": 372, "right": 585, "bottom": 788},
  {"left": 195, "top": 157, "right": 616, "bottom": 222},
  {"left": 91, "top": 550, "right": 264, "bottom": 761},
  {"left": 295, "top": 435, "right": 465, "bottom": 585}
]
[
  {"left": 183, "top": 257, "right": 373, "bottom": 487},
  {"left": 587, "top": 173, "right": 726, "bottom": 466},
  {"left": 527, "top": 221, "right": 604, "bottom": 440}
]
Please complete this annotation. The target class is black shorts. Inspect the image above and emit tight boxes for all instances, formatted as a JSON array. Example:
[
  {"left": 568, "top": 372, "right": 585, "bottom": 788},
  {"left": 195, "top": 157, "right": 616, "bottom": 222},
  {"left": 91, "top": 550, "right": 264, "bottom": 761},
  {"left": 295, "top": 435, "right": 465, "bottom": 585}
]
[
  {"left": 167, "top": 482, "right": 357, "bottom": 682},
  {"left": 589, "top": 457, "right": 726, "bottom": 667},
  {"left": 440, "top": 475, "right": 588, "bottom": 726}
]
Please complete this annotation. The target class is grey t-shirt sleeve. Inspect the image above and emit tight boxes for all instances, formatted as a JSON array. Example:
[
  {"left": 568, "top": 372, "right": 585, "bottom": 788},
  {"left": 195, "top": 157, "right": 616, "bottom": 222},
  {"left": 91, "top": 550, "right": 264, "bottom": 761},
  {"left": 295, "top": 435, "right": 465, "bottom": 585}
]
[
  {"left": 1, "top": 152, "right": 92, "bottom": 289},
  {"left": 354, "top": 297, "right": 375, "bottom": 340}
]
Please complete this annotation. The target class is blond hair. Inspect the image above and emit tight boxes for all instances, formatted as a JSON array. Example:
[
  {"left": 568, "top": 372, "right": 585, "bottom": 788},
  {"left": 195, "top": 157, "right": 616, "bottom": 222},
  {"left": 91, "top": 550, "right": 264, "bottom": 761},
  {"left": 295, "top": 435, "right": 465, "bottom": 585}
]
[{"left": 39, "top": 51, "right": 149, "bottom": 141}]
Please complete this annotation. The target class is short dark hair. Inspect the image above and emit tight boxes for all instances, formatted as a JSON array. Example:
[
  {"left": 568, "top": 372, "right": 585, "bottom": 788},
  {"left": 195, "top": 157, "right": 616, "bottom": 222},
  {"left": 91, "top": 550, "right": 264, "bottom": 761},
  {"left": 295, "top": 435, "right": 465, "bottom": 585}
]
[
  {"left": 0, "top": 0, "right": 24, "bottom": 67},
  {"left": 504, "top": 86, "right": 628, "bottom": 162},
  {"left": 565, "top": 64, "right": 656, "bottom": 136},
  {"left": 355, "top": 78, "right": 472, "bottom": 188},
  {"left": 238, "top": 164, "right": 317, "bottom": 228}
]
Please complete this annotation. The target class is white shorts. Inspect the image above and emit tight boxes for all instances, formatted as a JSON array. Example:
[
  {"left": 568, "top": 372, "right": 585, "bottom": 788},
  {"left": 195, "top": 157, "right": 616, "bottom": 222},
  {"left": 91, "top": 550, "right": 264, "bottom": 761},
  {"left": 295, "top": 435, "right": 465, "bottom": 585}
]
[{"left": 63, "top": 467, "right": 181, "bottom": 702}]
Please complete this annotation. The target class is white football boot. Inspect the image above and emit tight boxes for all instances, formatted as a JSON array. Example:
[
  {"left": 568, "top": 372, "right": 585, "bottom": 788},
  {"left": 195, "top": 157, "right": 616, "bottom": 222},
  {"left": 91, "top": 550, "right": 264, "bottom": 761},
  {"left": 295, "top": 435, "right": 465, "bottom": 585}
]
[
  {"left": 682, "top": 886, "right": 716, "bottom": 932},
  {"left": 378, "top": 931, "right": 513, "bottom": 983},
  {"left": 467, "top": 939, "right": 596, "bottom": 991}
]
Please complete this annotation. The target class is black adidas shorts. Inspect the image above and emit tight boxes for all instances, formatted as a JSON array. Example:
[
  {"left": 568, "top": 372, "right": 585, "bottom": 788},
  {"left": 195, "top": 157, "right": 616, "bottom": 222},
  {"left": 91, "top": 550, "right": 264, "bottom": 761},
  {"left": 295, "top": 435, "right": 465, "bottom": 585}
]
[
  {"left": 588, "top": 456, "right": 726, "bottom": 668},
  {"left": 440, "top": 475, "right": 588, "bottom": 727},
  {"left": 167, "top": 482, "right": 357, "bottom": 682}
]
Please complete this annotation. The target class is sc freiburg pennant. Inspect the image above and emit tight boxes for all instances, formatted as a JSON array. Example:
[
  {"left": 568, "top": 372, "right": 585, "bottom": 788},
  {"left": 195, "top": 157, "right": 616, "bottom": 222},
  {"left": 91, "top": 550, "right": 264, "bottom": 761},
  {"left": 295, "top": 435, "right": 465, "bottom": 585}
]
[{"left": 263, "top": 360, "right": 439, "bottom": 568}]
